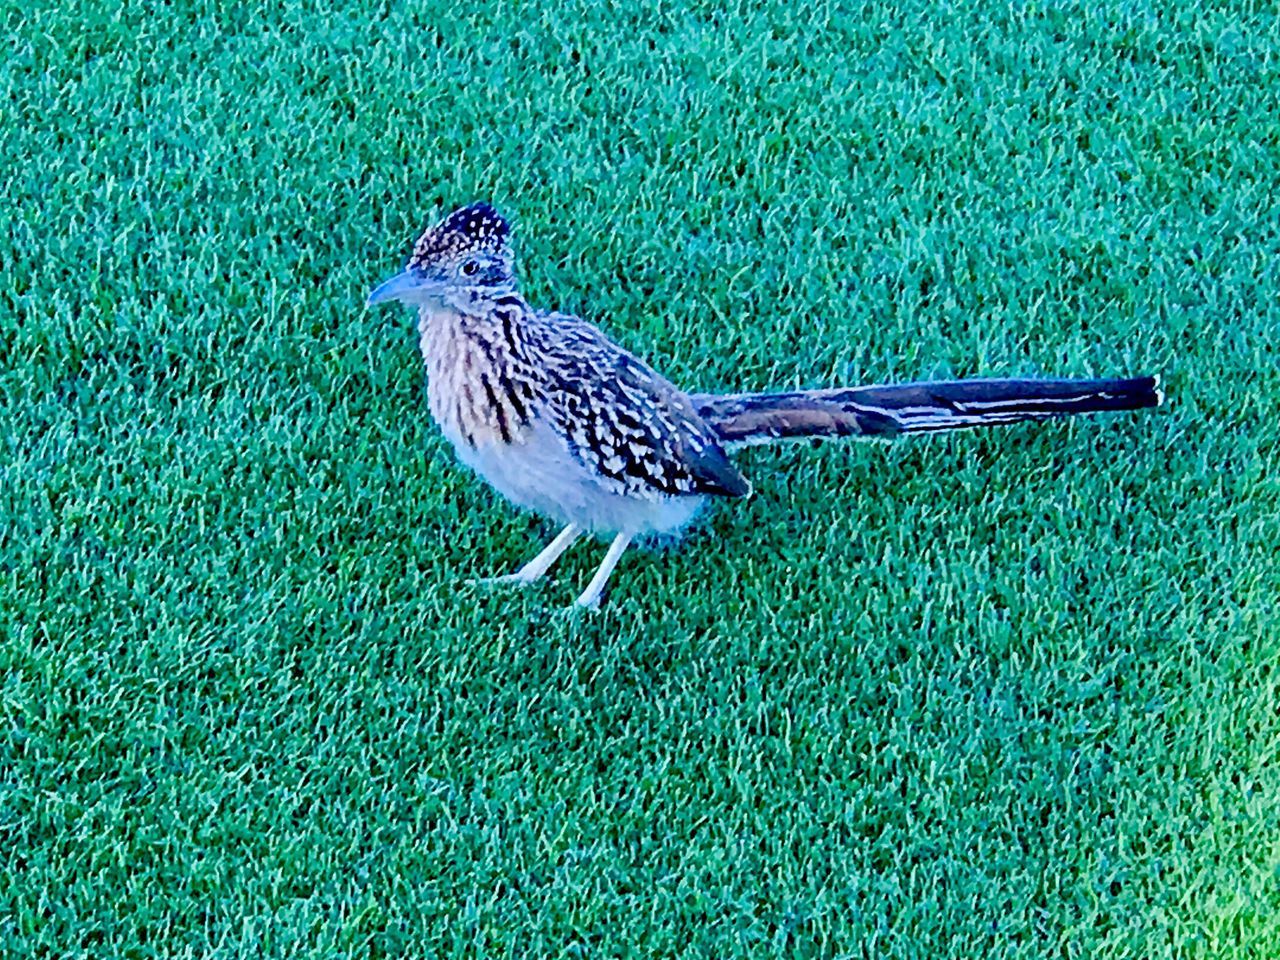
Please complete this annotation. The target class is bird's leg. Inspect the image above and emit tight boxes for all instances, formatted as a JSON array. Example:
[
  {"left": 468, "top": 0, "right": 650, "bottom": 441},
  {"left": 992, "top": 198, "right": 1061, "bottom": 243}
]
[
  {"left": 472, "top": 523, "right": 581, "bottom": 586},
  {"left": 573, "top": 532, "right": 632, "bottom": 609}
]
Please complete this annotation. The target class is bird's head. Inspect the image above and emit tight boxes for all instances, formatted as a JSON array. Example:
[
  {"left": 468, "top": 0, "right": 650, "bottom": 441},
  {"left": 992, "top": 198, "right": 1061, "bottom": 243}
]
[{"left": 367, "top": 202, "right": 516, "bottom": 309}]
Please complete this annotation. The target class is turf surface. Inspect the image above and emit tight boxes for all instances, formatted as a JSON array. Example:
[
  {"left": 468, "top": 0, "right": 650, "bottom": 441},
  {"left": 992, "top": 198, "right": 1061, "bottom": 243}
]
[{"left": 4, "top": 0, "right": 1279, "bottom": 956}]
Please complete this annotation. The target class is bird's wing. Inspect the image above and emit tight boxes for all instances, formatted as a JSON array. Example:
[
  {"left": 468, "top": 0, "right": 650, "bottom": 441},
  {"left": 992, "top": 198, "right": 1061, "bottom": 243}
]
[{"left": 531, "top": 317, "right": 751, "bottom": 500}]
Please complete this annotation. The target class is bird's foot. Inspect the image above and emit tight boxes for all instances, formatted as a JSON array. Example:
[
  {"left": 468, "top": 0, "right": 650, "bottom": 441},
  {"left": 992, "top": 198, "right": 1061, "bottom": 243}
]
[
  {"left": 465, "top": 572, "right": 539, "bottom": 588},
  {"left": 552, "top": 601, "right": 598, "bottom": 621},
  {"left": 569, "top": 585, "right": 608, "bottom": 611}
]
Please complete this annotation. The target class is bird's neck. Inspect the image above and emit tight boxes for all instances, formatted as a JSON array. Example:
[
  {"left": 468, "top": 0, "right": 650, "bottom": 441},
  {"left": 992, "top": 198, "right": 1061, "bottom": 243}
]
[{"left": 415, "top": 291, "right": 532, "bottom": 364}]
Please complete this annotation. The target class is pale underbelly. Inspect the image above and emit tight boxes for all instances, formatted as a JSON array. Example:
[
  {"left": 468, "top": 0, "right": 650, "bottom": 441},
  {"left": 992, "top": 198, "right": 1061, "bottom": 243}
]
[{"left": 442, "top": 421, "right": 705, "bottom": 536}]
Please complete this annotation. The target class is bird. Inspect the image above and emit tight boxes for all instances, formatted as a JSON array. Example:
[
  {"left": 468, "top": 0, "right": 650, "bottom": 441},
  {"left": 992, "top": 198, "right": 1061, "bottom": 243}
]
[{"left": 368, "top": 202, "right": 1163, "bottom": 609}]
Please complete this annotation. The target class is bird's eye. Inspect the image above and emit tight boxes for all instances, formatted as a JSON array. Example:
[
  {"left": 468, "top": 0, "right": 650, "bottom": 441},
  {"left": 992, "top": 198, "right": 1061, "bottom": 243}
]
[{"left": 461, "top": 260, "right": 479, "bottom": 276}]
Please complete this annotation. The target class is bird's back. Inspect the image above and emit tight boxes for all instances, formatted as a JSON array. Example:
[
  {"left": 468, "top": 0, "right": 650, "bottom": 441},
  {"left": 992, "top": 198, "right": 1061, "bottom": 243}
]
[{"left": 521, "top": 311, "right": 750, "bottom": 501}]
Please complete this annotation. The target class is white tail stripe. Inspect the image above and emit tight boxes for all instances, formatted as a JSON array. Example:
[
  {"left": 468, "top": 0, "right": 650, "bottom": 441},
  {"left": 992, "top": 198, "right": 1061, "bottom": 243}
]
[{"left": 952, "top": 393, "right": 1104, "bottom": 412}]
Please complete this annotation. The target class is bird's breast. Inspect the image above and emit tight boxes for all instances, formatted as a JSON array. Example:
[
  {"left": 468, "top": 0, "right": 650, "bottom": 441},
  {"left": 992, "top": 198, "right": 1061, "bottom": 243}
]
[{"left": 418, "top": 308, "right": 536, "bottom": 451}]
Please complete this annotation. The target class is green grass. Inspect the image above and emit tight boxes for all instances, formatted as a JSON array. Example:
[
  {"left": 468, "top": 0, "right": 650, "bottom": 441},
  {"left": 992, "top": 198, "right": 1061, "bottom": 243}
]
[{"left": 3, "top": 0, "right": 1279, "bottom": 956}]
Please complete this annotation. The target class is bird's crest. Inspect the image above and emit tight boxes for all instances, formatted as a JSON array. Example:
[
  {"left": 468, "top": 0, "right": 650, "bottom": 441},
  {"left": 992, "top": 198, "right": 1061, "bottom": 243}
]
[{"left": 410, "top": 202, "right": 511, "bottom": 268}]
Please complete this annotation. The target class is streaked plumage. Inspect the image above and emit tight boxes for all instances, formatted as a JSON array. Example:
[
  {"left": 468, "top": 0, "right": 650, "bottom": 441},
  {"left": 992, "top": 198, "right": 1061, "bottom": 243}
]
[{"left": 369, "top": 203, "right": 1163, "bottom": 608}]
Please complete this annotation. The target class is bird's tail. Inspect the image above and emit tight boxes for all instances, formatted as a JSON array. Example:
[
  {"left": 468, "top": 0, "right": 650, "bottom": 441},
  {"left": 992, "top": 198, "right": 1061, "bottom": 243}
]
[{"left": 690, "top": 376, "right": 1163, "bottom": 448}]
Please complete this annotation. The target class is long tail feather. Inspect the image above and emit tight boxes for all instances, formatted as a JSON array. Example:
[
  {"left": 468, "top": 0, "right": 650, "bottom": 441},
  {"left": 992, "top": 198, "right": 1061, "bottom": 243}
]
[{"left": 690, "top": 376, "right": 1163, "bottom": 448}]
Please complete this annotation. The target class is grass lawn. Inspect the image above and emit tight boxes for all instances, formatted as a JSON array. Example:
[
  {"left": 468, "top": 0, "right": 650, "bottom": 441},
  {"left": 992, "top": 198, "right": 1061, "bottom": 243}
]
[{"left": 3, "top": 0, "right": 1279, "bottom": 956}]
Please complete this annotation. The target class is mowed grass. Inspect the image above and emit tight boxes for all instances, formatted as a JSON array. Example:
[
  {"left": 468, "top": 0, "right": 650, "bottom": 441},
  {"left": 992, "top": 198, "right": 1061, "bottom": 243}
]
[{"left": 3, "top": 0, "right": 1279, "bottom": 956}]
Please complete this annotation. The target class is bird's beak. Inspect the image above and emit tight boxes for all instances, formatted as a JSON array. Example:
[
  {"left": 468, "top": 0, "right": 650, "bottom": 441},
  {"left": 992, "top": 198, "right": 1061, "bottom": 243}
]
[{"left": 367, "top": 269, "right": 434, "bottom": 307}]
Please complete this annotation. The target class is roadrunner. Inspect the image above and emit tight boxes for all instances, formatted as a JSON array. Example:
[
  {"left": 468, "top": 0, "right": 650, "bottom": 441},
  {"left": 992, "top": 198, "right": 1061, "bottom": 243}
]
[{"left": 369, "top": 203, "right": 1162, "bottom": 608}]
